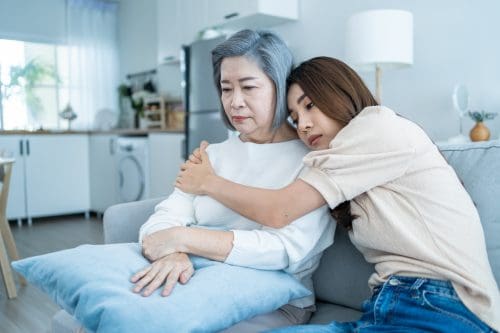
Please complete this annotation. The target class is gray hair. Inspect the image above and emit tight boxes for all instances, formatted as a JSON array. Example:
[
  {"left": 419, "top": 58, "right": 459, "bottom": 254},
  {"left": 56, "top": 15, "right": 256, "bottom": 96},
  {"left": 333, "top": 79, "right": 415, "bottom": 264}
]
[{"left": 212, "top": 29, "right": 293, "bottom": 130}]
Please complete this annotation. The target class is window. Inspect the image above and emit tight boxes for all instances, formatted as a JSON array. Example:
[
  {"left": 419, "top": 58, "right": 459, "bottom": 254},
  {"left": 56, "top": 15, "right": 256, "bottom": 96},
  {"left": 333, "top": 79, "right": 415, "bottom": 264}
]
[{"left": 0, "top": 39, "right": 70, "bottom": 130}]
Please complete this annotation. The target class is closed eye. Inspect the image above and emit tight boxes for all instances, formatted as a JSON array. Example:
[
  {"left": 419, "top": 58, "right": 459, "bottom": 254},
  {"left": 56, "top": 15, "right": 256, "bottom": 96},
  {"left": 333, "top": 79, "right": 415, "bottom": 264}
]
[{"left": 305, "top": 102, "right": 315, "bottom": 110}]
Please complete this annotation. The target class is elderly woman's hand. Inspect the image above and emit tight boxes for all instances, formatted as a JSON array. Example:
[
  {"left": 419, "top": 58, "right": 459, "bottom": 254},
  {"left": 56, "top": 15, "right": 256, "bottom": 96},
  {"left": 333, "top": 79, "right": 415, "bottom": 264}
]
[
  {"left": 131, "top": 252, "right": 194, "bottom": 297},
  {"left": 176, "top": 141, "right": 215, "bottom": 195},
  {"left": 142, "top": 227, "right": 185, "bottom": 261}
]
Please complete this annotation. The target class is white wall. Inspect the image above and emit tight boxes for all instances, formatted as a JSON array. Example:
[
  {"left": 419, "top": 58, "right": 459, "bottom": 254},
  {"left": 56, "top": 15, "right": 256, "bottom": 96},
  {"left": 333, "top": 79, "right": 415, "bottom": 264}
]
[{"left": 271, "top": 0, "right": 500, "bottom": 141}]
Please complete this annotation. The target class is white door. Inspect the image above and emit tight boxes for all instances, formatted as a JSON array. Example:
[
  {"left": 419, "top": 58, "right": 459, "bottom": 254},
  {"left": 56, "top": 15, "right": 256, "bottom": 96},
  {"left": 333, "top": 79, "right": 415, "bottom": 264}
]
[
  {"left": 24, "top": 134, "right": 90, "bottom": 217},
  {"left": 0, "top": 135, "right": 27, "bottom": 219},
  {"left": 89, "top": 134, "right": 119, "bottom": 213}
]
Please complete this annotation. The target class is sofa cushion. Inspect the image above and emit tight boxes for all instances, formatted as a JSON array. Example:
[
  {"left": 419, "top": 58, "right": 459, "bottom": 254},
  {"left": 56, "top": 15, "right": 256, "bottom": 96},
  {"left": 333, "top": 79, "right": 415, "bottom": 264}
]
[
  {"left": 12, "top": 242, "right": 310, "bottom": 333},
  {"left": 312, "top": 226, "right": 374, "bottom": 310},
  {"left": 439, "top": 140, "right": 500, "bottom": 285},
  {"left": 310, "top": 301, "right": 362, "bottom": 324}
]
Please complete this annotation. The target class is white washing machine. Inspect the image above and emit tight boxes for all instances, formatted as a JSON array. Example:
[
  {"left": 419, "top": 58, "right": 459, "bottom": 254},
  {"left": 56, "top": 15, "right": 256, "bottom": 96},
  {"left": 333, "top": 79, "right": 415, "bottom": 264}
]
[{"left": 116, "top": 137, "right": 150, "bottom": 203}]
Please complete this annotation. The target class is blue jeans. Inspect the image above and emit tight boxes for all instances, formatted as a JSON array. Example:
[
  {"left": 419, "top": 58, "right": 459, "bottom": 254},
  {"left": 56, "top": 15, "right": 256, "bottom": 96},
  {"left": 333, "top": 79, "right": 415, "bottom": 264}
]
[{"left": 270, "top": 276, "right": 495, "bottom": 333}]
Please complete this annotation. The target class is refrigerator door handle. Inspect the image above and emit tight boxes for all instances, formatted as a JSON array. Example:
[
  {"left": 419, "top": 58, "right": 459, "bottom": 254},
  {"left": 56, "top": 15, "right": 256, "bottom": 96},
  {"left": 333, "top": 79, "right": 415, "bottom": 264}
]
[
  {"left": 224, "top": 12, "right": 239, "bottom": 20},
  {"left": 181, "top": 138, "right": 186, "bottom": 160}
]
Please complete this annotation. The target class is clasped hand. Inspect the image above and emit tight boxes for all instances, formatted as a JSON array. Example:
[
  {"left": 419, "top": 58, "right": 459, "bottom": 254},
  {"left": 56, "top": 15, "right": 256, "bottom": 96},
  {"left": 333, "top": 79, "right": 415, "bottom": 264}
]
[
  {"left": 176, "top": 141, "right": 214, "bottom": 195},
  {"left": 131, "top": 252, "right": 194, "bottom": 297},
  {"left": 141, "top": 228, "right": 181, "bottom": 261},
  {"left": 131, "top": 227, "right": 192, "bottom": 297}
]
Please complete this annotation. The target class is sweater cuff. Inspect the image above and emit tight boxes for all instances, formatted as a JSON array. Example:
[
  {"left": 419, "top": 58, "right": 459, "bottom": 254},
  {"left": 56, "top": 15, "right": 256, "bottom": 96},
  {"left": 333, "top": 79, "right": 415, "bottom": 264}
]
[
  {"left": 299, "top": 167, "right": 345, "bottom": 209},
  {"left": 224, "top": 230, "right": 254, "bottom": 266}
]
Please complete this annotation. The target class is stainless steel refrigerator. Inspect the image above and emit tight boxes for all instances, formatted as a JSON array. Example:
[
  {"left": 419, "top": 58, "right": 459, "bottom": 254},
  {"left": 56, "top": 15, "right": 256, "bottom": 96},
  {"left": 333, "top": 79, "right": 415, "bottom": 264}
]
[{"left": 181, "top": 36, "right": 229, "bottom": 159}]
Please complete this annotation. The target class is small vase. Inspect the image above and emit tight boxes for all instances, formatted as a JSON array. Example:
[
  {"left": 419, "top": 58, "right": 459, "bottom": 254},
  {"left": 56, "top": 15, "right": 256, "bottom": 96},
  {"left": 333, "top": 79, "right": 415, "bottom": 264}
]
[{"left": 469, "top": 121, "right": 490, "bottom": 142}]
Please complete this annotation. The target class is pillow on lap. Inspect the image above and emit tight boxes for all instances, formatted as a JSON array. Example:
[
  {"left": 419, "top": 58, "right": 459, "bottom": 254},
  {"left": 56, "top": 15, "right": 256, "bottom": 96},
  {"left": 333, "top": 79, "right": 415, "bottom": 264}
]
[{"left": 12, "top": 243, "right": 310, "bottom": 333}]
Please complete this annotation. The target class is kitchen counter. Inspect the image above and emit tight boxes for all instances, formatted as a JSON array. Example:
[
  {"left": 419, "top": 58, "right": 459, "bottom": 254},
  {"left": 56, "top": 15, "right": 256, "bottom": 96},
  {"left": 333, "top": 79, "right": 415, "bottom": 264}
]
[{"left": 0, "top": 128, "right": 184, "bottom": 135}]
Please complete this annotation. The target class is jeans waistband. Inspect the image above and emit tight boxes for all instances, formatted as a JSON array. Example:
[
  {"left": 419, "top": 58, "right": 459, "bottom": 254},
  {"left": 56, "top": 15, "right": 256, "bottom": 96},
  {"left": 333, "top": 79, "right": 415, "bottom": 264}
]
[{"left": 376, "top": 275, "right": 457, "bottom": 297}]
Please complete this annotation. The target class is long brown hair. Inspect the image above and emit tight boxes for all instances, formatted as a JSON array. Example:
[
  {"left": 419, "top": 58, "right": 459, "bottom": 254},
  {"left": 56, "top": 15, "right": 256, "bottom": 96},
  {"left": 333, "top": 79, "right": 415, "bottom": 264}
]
[{"left": 287, "top": 57, "right": 378, "bottom": 229}]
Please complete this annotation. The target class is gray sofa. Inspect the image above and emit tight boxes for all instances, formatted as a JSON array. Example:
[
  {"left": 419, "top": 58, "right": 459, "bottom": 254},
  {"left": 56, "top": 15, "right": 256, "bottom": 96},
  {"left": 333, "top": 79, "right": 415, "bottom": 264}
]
[{"left": 53, "top": 140, "right": 500, "bottom": 331}]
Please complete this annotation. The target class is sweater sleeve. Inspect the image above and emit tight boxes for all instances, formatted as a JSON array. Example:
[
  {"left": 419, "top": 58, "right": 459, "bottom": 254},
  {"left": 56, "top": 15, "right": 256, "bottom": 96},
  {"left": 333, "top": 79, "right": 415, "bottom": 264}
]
[
  {"left": 138, "top": 189, "right": 196, "bottom": 243},
  {"left": 299, "top": 107, "right": 416, "bottom": 209},
  {"left": 224, "top": 205, "right": 333, "bottom": 270},
  {"left": 138, "top": 145, "right": 220, "bottom": 243}
]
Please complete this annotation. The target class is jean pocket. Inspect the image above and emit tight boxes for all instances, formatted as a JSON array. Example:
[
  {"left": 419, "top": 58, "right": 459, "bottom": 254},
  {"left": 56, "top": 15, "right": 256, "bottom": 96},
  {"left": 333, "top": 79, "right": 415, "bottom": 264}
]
[{"left": 422, "top": 290, "right": 490, "bottom": 332}]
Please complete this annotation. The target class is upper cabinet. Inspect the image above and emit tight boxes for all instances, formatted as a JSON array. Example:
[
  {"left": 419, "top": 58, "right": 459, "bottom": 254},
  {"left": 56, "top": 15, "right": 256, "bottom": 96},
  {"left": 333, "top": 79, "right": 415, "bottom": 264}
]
[
  {"left": 207, "top": 0, "right": 298, "bottom": 31},
  {"left": 157, "top": 0, "right": 298, "bottom": 64}
]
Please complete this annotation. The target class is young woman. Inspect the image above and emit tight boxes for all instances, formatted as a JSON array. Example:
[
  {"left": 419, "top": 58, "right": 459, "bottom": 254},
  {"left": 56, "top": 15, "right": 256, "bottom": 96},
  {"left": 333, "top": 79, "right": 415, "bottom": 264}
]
[
  {"left": 131, "top": 31, "right": 334, "bottom": 332},
  {"left": 176, "top": 57, "right": 500, "bottom": 332}
]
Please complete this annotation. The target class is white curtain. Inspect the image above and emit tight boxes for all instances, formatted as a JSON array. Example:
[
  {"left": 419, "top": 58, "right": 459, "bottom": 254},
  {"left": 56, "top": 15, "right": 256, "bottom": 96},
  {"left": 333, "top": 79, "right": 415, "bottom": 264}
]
[{"left": 66, "top": 0, "right": 119, "bottom": 129}]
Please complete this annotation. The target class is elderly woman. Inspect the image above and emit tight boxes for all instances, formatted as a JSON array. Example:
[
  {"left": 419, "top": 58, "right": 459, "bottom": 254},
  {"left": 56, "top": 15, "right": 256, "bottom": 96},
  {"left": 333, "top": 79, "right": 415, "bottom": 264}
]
[{"left": 131, "top": 30, "right": 334, "bottom": 332}]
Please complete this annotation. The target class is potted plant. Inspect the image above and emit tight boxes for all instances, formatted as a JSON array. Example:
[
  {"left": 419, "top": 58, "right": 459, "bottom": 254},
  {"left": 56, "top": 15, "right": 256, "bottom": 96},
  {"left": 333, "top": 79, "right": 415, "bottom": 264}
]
[
  {"left": 468, "top": 110, "right": 497, "bottom": 141},
  {"left": 0, "top": 58, "right": 58, "bottom": 129},
  {"left": 118, "top": 84, "right": 147, "bottom": 128}
]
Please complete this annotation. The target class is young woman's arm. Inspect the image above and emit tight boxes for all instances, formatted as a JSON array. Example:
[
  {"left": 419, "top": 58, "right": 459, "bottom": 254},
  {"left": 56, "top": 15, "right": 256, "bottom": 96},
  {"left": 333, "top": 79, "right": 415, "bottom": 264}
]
[{"left": 176, "top": 145, "right": 326, "bottom": 228}]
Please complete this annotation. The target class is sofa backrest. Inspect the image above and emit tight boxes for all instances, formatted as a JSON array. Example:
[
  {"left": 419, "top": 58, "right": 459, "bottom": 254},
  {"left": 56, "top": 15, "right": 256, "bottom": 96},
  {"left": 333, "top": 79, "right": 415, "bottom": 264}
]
[
  {"left": 440, "top": 140, "right": 500, "bottom": 285},
  {"left": 312, "top": 140, "right": 500, "bottom": 310}
]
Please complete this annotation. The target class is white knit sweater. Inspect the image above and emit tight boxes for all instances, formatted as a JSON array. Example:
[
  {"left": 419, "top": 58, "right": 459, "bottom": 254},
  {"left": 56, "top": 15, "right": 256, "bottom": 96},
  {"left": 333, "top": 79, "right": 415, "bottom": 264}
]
[{"left": 140, "top": 135, "right": 335, "bottom": 308}]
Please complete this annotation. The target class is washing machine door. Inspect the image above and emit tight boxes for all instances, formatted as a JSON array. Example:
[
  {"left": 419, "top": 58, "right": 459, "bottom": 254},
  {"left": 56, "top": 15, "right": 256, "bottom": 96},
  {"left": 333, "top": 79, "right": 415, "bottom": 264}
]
[{"left": 118, "top": 155, "right": 145, "bottom": 202}]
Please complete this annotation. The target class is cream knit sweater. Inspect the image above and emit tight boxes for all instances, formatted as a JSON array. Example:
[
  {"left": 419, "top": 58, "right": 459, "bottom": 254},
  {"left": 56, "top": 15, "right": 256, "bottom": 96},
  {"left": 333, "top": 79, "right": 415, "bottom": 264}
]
[{"left": 299, "top": 106, "right": 499, "bottom": 331}]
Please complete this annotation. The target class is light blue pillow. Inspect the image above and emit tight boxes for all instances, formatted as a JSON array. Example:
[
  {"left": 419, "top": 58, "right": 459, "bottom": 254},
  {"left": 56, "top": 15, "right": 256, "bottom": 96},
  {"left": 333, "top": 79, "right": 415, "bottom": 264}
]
[{"left": 12, "top": 243, "right": 310, "bottom": 333}]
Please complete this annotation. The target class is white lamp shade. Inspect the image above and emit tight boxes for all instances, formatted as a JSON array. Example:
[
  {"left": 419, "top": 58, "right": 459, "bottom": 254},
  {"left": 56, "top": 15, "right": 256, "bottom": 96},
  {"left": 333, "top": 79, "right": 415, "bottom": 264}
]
[{"left": 346, "top": 9, "right": 413, "bottom": 71}]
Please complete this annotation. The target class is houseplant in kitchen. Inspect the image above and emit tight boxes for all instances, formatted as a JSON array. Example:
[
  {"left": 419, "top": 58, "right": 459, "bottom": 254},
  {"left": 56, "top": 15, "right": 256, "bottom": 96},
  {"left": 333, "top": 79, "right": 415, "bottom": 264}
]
[
  {"left": 0, "top": 58, "right": 58, "bottom": 129},
  {"left": 468, "top": 110, "right": 497, "bottom": 141},
  {"left": 118, "top": 84, "right": 157, "bottom": 129}
]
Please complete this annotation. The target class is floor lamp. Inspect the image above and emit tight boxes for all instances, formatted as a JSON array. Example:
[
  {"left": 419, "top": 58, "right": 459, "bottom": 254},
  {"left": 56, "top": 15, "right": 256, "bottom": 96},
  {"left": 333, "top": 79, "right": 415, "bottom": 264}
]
[{"left": 346, "top": 9, "right": 413, "bottom": 104}]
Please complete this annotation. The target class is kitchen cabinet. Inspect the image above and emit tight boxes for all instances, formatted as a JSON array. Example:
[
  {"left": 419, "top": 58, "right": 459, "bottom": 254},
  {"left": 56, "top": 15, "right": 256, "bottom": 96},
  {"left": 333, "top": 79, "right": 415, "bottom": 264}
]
[
  {"left": 207, "top": 0, "right": 299, "bottom": 30},
  {"left": 23, "top": 134, "right": 90, "bottom": 221},
  {"left": 0, "top": 134, "right": 90, "bottom": 224},
  {"left": 157, "top": 0, "right": 298, "bottom": 65},
  {"left": 157, "top": 0, "right": 203, "bottom": 63},
  {"left": 89, "top": 134, "right": 119, "bottom": 214},
  {"left": 1, "top": 135, "right": 27, "bottom": 221},
  {"left": 148, "top": 133, "right": 184, "bottom": 198}
]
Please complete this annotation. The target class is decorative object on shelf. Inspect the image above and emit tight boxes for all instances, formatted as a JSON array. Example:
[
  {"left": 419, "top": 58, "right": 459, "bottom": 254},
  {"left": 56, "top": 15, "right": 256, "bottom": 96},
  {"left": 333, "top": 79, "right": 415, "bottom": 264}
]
[
  {"left": 167, "top": 102, "right": 185, "bottom": 130},
  {"left": 93, "top": 109, "right": 118, "bottom": 131},
  {"left": 448, "top": 83, "right": 470, "bottom": 143},
  {"left": 140, "top": 96, "right": 166, "bottom": 130},
  {"left": 346, "top": 9, "right": 413, "bottom": 103},
  {"left": 139, "top": 96, "right": 184, "bottom": 130},
  {"left": 468, "top": 110, "right": 497, "bottom": 142},
  {"left": 59, "top": 103, "right": 77, "bottom": 130},
  {"left": 119, "top": 69, "right": 159, "bottom": 129}
]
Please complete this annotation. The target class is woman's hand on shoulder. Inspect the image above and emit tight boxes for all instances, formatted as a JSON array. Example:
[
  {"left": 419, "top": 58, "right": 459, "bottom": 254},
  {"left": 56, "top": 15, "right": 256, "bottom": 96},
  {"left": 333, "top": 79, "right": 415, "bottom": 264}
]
[
  {"left": 176, "top": 141, "right": 215, "bottom": 195},
  {"left": 131, "top": 252, "right": 194, "bottom": 297}
]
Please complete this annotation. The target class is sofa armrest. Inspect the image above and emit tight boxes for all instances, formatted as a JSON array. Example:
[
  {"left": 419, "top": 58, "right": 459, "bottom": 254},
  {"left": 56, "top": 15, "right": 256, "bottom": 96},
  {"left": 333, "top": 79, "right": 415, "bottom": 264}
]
[{"left": 103, "top": 197, "right": 165, "bottom": 244}]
